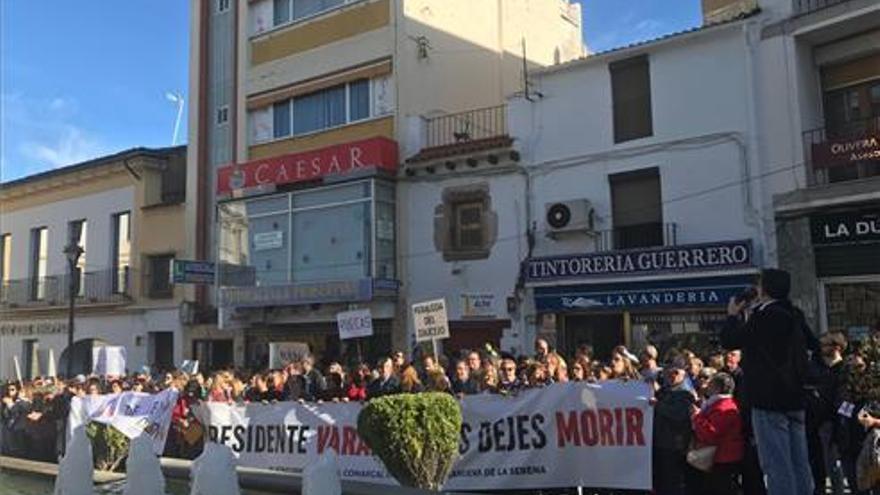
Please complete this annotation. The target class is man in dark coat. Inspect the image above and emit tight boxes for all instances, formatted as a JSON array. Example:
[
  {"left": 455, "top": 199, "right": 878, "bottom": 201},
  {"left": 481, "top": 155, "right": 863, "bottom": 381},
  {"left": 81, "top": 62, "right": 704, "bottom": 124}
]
[
  {"left": 722, "top": 268, "right": 813, "bottom": 495},
  {"left": 653, "top": 359, "right": 696, "bottom": 495}
]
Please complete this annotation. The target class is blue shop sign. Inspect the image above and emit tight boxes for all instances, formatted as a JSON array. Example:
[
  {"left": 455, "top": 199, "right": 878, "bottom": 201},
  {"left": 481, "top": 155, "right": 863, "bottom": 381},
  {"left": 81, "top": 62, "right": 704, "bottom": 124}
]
[
  {"left": 534, "top": 275, "right": 754, "bottom": 312},
  {"left": 525, "top": 240, "right": 753, "bottom": 283}
]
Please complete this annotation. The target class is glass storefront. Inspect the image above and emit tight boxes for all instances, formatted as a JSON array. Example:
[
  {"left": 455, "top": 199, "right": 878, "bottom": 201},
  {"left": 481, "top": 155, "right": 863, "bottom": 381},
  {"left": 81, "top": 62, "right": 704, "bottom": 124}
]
[
  {"left": 218, "top": 179, "right": 395, "bottom": 285},
  {"left": 824, "top": 281, "right": 880, "bottom": 340}
]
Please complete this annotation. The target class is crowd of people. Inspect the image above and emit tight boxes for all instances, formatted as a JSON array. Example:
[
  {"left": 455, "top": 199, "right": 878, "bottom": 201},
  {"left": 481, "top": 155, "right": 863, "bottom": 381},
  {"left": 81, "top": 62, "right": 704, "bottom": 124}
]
[{"left": 2, "top": 269, "right": 880, "bottom": 495}]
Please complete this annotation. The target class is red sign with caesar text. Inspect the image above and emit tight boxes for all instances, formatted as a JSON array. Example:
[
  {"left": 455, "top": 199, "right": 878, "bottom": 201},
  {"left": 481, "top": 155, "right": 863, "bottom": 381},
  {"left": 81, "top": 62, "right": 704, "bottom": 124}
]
[{"left": 217, "top": 137, "right": 398, "bottom": 195}]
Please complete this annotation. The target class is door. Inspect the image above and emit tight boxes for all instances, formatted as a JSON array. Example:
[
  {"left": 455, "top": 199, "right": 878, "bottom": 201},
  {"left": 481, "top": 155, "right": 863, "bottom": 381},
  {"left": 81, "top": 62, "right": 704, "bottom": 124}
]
[
  {"left": 561, "top": 314, "right": 624, "bottom": 361},
  {"left": 149, "top": 332, "right": 174, "bottom": 371}
]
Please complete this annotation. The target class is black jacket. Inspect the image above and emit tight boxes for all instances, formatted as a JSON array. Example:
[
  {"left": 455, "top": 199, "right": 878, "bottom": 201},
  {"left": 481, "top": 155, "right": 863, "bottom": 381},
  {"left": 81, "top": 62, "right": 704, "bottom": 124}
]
[
  {"left": 451, "top": 378, "right": 479, "bottom": 396},
  {"left": 653, "top": 387, "right": 695, "bottom": 453},
  {"left": 721, "top": 300, "right": 809, "bottom": 412},
  {"left": 367, "top": 376, "right": 400, "bottom": 399}
]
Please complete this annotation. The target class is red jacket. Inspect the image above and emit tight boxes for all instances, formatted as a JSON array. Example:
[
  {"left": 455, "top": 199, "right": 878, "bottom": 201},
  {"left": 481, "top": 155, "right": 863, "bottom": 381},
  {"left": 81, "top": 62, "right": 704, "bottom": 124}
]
[{"left": 692, "top": 395, "right": 744, "bottom": 464}]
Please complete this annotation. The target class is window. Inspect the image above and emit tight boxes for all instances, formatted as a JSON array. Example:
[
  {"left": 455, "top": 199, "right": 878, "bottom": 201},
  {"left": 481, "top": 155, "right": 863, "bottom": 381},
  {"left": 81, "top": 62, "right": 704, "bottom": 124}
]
[
  {"left": 453, "top": 201, "right": 485, "bottom": 251},
  {"left": 609, "top": 168, "right": 663, "bottom": 249},
  {"left": 29, "top": 227, "right": 48, "bottom": 300},
  {"left": 0, "top": 234, "right": 10, "bottom": 286},
  {"left": 293, "top": 85, "right": 346, "bottom": 135},
  {"left": 216, "top": 105, "right": 229, "bottom": 125},
  {"left": 273, "top": 0, "right": 347, "bottom": 27},
  {"left": 270, "top": 79, "right": 371, "bottom": 140},
  {"left": 217, "top": 0, "right": 230, "bottom": 13},
  {"left": 146, "top": 254, "right": 174, "bottom": 299},
  {"left": 218, "top": 180, "right": 394, "bottom": 286},
  {"left": 68, "top": 220, "right": 87, "bottom": 296},
  {"left": 610, "top": 56, "right": 653, "bottom": 143},
  {"left": 435, "top": 184, "right": 496, "bottom": 261},
  {"left": 273, "top": 100, "right": 291, "bottom": 139},
  {"left": 112, "top": 212, "right": 131, "bottom": 294}
]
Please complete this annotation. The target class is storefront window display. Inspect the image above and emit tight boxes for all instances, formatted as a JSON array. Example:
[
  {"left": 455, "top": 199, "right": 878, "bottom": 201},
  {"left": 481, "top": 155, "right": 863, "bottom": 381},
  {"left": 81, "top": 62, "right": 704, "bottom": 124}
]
[
  {"left": 824, "top": 281, "right": 880, "bottom": 340},
  {"left": 218, "top": 179, "right": 395, "bottom": 285}
]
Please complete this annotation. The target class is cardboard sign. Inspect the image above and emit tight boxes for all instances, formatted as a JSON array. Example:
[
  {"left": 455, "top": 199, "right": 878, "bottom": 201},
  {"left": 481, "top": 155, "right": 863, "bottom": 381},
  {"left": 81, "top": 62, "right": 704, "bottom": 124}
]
[
  {"left": 269, "top": 342, "right": 310, "bottom": 369},
  {"left": 337, "top": 309, "right": 373, "bottom": 341},
  {"left": 92, "top": 346, "right": 127, "bottom": 376},
  {"left": 413, "top": 299, "right": 450, "bottom": 342}
]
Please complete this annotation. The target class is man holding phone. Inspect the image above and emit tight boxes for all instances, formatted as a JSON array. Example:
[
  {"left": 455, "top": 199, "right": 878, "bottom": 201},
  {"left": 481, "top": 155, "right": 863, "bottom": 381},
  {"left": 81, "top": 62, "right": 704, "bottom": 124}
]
[{"left": 722, "top": 268, "right": 813, "bottom": 495}]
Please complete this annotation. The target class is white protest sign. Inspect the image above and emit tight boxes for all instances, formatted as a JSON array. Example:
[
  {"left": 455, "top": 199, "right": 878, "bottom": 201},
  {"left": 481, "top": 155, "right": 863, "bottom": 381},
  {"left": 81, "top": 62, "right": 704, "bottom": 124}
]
[
  {"left": 269, "top": 342, "right": 310, "bottom": 369},
  {"left": 180, "top": 360, "right": 199, "bottom": 375},
  {"left": 13, "top": 355, "right": 22, "bottom": 382},
  {"left": 67, "top": 388, "right": 179, "bottom": 455},
  {"left": 413, "top": 299, "right": 449, "bottom": 342},
  {"left": 92, "top": 346, "right": 127, "bottom": 376},
  {"left": 198, "top": 381, "right": 654, "bottom": 491},
  {"left": 336, "top": 309, "right": 373, "bottom": 341}
]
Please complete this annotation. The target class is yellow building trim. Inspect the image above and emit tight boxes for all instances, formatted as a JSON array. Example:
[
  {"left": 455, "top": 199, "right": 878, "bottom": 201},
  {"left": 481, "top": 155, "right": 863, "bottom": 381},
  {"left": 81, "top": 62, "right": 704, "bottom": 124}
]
[
  {"left": 0, "top": 170, "right": 132, "bottom": 213},
  {"left": 248, "top": 116, "right": 394, "bottom": 160},
  {"left": 251, "top": 0, "right": 390, "bottom": 66}
]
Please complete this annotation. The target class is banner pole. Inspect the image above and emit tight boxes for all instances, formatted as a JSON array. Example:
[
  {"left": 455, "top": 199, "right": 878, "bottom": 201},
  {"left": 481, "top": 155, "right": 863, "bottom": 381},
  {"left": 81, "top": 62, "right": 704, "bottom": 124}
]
[
  {"left": 432, "top": 339, "right": 439, "bottom": 364},
  {"left": 356, "top": 339, "right": 363, "bottom": 364}
]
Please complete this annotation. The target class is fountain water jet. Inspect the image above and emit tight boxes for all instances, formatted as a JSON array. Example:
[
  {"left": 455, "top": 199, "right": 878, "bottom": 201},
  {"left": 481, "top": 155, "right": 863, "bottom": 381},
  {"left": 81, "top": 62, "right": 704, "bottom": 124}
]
[
  {"left": 53, "top": 426, "right": 95, "bottom": 495},
  {"left": 303, "top": 452, "right": 341, "bottom": 495},
  {"left": 123, "top": 434, "right": 165, "bottom": 495},
  {"left": 190, "top": 443, "right": 241, "bottom": 495}
]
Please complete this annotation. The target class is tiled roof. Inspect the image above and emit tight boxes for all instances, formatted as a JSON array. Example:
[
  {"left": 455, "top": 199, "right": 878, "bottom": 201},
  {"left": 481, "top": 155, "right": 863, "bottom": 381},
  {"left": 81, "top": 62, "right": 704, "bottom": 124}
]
[{"left": 406, "top": 136, "right": 515, "bottom": 163}]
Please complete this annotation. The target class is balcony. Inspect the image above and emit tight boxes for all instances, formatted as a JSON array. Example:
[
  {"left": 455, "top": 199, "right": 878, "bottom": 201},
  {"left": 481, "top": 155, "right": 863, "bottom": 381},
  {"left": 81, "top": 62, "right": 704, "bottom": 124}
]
[
  {"left": 0, "top": 268, "right": 132, "bottom": 310},
  {"left": 597, "top": 222, "right": 679, "bottom": 251},
  {"left": 408, "top": 105, "right": 513, "bottom": 163},
  {"left": 793, "top": 0, "right": 853, "bottom": 16},
  {"left": 802, "top": 116, "right": 880, "bottom": 186}
]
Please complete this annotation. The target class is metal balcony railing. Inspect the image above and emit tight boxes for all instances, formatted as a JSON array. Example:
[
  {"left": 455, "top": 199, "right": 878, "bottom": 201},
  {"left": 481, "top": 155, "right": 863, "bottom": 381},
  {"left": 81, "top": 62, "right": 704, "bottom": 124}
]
[
  {"left": 597, "top": 222, "right": 679, "bottom": 252},
  {"left": 424, "top": 105, "right": 508, "bottom": 150},
  {"left": 802, "top": 116, "right": 880, "bottom": 186},
  {"left": 0, "top": 268, "right": 132, "bottom": 309},
  {"left": 794, "top": 0, "right": 853, "bottom": 16}
]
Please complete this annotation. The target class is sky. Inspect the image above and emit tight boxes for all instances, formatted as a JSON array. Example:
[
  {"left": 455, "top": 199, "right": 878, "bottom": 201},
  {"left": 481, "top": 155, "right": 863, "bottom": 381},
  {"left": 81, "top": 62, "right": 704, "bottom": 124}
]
[{"left": 0, "top": 0, "right": 702, "bottom": 182}]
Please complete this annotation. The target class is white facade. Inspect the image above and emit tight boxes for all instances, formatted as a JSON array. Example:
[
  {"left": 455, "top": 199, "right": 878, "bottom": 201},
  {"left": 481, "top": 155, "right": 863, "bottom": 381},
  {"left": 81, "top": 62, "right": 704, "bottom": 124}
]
[
  {"left": 0, "top": 156, "right": 189, "bottom": 380},
  {"left": 401, "top": 14, "right": 807, "bottom": 355}
]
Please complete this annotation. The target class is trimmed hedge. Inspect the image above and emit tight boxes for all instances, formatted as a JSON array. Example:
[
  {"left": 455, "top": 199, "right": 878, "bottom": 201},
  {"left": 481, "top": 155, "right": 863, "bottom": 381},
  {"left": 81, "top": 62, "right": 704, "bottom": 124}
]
[{"left": 357, "top": 393, "right": 462, "bottom": 491}]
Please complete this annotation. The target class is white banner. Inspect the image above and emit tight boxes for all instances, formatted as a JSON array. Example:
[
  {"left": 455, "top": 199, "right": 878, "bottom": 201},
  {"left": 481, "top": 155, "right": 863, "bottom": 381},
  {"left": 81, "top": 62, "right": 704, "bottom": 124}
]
[
  {"left": 412, "top": 299, "right": 449, "bottom": 342},
  {"left": 92, "top": 346, "right": 127, "bottom": 376},
  {"left": 68, "top": 388, "right": 179, "bottom": 455},
  {"left": 337, "top": 309, "right": 373, "bottom": 341},
  {"left": 197, "top": 381, "right": 653, "bottom": 490}
]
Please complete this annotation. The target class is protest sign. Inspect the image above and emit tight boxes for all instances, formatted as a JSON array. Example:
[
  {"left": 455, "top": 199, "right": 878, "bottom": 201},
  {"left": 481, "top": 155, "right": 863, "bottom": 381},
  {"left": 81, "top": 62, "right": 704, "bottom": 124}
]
[
  {"left": 197, "top": 381, "right": 653, "bottom": 491},
  {"left": 412, "top": 299, "right": 449, "bottom": 343},
  {"left": 180, "top": 360, "right": 199, "bottom": 375},
  {"left": 68, "top": 388, "right": 178, "bottom": 455},
  {"left": 269, "top": 342, "right": 310, "bottom": 369},
  {"left": 337, "top": 309, "right": 373, "bottom": 341},
  {"left": 92, "top": 346, "right": 127, "bottom": 376}
]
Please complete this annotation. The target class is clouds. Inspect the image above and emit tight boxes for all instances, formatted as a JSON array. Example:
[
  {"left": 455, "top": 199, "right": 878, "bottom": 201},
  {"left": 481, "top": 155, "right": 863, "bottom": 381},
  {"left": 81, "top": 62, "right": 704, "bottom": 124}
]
[
  {"left": 0, "top": 93, "right": 109, "bottom": 180},
  {"left": 578, "top": 0, "right": 703, "bottom": 54}
]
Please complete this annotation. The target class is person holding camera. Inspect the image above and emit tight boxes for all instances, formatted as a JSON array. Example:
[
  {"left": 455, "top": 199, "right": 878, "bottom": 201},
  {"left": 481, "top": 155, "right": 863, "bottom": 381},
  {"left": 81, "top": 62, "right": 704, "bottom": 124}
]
[{"left": 722, "top": 268, "right": 813, "bottom": 495}]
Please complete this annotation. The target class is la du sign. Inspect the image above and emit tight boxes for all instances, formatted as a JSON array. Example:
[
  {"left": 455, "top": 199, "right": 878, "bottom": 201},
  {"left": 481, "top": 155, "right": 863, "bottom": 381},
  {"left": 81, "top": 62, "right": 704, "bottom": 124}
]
[{"left": 811, "top": 210, "right": 880, "bottom": 245}]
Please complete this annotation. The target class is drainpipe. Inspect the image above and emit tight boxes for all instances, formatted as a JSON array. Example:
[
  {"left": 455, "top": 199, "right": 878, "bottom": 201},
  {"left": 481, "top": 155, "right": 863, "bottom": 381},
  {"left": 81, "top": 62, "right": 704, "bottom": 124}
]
[{"left": 742, "top": 21, "right": 769, "bottom": 265}]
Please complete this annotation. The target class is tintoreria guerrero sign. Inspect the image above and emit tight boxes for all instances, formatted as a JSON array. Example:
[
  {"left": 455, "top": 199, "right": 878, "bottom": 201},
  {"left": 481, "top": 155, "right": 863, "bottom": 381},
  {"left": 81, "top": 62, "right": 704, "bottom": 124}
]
[
  {"left": 525, "top": 240, "right": 753, "bottom": 283},
  {"left": 197, "top": 381, "right": 654, "bottom": 491}
]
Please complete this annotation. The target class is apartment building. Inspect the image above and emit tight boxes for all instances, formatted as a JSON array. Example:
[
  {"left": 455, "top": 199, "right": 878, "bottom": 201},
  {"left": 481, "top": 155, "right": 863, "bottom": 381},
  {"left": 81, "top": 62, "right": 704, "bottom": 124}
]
[
  {"left": 188, "top": 0, "right": 585, "bottom": 367},
  {"left": 760, "top": 0, "right": 880, "bottom": 337},
  {"left": 0, "top": 147, "right": 189, "bottom": 380}
]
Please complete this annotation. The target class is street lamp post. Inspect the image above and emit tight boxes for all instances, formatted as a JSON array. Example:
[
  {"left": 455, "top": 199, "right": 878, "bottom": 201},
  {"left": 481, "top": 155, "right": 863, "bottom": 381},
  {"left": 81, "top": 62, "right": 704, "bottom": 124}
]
[{"left": 63, "top": 243, "right": 84, "bottom": 379}]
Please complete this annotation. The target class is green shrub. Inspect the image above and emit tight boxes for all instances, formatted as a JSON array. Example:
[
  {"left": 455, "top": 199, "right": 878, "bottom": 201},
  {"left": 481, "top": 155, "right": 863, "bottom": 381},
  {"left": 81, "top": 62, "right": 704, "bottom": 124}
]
[
  {"left": 86, "top": 422, "right": 130, "bottom": 472},
  {"left": 357, "top": 392, "right": 462, "bottom": 491}
]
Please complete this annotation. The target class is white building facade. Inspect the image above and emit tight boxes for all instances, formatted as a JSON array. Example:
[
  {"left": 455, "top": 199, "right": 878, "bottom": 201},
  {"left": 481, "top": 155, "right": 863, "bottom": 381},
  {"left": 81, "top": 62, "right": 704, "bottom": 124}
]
[
  {"left": 0, "top": 147, "right": 190, "bottom": 380},
  {"left": 401, "top": 1, "right": 829, "bottom": 357}
]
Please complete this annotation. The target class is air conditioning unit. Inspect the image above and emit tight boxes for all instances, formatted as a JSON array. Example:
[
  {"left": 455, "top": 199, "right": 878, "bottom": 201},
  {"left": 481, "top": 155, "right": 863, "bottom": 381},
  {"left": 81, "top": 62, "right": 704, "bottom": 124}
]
[{"left": 545, "top": 200, "right": 595, "bottom": 238}]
